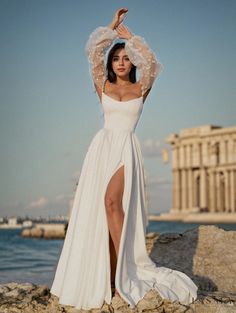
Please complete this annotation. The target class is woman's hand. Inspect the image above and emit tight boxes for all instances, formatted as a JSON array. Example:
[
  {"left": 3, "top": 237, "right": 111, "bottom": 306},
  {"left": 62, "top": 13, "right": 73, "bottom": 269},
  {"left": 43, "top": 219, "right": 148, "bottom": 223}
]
[
  {"left": 108, "top": 8, "right": 128, "bottom": 30},
  {"left": 116, "top": 24, "right": 133, "bottom": 40}
]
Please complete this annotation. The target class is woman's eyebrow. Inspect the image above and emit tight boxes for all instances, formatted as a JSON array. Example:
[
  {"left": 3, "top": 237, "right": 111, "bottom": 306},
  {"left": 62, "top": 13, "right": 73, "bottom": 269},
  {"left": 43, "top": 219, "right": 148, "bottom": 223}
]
[{"left": 113, "top": 54, "right": 129, "bottom": 57}]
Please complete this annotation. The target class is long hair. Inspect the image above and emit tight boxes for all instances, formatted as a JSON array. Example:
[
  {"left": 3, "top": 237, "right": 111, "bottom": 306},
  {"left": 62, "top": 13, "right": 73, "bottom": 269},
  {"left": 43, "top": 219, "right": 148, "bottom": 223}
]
[{"left": 106, "top": 42, "right": 136, "bottom": 83}]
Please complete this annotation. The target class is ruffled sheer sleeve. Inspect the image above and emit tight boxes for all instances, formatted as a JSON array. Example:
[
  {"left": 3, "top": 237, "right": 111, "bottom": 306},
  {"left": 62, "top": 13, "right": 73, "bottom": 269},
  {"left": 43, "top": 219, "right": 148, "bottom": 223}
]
[
  {"left": 85, "top": 26, "right": 118, "bottom": 90},
  {"left": 125, "top": 34, "right": 164, "bottom": 96}
]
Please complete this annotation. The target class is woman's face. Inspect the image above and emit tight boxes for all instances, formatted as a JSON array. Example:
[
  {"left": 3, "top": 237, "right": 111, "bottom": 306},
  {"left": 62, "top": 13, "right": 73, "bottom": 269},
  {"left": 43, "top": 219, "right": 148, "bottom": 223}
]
[{"left": 112, "top": 48, "right": 132, "bottom": 78}]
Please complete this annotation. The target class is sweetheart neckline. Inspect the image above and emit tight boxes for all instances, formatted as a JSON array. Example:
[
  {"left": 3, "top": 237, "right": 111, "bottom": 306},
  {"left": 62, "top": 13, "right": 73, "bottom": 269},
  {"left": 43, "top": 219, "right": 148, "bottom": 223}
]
[{"left": 102, "top": 92, "right": 143, "bottom": 103}]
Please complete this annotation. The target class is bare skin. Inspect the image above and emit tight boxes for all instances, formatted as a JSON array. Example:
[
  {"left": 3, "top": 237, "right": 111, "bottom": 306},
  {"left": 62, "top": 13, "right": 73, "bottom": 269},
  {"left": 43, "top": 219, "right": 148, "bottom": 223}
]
[
  {"left": 93, "top": 8, "right": 152, "bottom": 298},
  {"left": 105, "top": 165, "right": 125, "bottom": 298}
]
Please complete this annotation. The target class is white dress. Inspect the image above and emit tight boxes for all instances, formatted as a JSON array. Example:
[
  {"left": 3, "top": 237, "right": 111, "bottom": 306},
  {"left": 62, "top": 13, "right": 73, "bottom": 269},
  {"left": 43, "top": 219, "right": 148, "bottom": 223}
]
[{"left": 50, "top": 26, "right": 198, "bottom": 310}]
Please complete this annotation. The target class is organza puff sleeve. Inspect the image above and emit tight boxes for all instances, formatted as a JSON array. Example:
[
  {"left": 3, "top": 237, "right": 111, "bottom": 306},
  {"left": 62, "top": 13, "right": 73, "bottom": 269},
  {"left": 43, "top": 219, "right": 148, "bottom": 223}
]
[
  {"left": 85, "top": 26, "right": 118, "bottom": 90},
  {"left": 85, "top": 26, "right": 164, "bottom": 95},
  {"left": 125, "top": 34, "right": 164, "bottom": 95}
]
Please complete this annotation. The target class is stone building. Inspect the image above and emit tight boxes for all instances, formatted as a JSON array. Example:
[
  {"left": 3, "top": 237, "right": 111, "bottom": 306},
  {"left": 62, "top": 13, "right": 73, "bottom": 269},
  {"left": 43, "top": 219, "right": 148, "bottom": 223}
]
[{"left": 166, "top": 125, "right": 236, "bottom": 214}]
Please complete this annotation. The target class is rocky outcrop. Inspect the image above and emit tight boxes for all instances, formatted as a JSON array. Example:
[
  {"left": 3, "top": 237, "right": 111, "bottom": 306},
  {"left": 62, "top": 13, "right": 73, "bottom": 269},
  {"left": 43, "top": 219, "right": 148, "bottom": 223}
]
[
  {"left": 0, "top": 282, "right": 235, "bottom": 313},
  {"left": 149, "top": 225, "right": 236, "bottom": 294},
  {"left": 21, "top": 224, "right": 65, "bottom": 239},
  {"left": 1, "top": 225, "right": 236, "bottom": 312}
]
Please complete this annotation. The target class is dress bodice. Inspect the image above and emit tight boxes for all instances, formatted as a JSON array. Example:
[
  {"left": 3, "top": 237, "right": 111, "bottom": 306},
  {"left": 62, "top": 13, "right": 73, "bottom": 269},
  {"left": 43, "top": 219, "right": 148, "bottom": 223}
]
[{"left": 102, "top": 92, "right": 144, "bottom": 133}]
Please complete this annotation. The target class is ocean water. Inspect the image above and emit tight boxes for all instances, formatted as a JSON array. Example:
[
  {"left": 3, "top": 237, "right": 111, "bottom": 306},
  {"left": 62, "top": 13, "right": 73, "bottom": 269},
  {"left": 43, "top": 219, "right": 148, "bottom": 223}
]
[{"left": 1, "top": 221, "right": 236, "bottom": 288}]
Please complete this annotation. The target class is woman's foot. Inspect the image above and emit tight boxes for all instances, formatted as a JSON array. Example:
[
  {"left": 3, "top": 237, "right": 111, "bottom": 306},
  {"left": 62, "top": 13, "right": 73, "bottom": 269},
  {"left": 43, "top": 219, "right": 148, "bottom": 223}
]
[
  {"left": 111, "top": 282, "right": 121, "bottom": 298},
  {"left": 114, "top": 288, "right": 121, "bottom": 298},
  {"left": 111, "top": 282, "right": 116, "bottom": 297}
]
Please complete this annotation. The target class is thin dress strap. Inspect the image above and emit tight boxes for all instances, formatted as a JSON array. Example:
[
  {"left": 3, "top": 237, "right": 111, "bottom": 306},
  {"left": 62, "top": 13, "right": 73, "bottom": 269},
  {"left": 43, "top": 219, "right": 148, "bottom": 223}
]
[{"left": 102, "top": 78, "right": 107, "bottom": 93}]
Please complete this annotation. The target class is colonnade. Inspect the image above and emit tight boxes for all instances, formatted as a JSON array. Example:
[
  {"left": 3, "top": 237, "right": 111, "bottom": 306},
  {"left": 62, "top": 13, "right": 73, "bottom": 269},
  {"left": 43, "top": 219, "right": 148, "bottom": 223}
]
[{"left": 167, "top": 125, "right": 236, "bottom": 213}]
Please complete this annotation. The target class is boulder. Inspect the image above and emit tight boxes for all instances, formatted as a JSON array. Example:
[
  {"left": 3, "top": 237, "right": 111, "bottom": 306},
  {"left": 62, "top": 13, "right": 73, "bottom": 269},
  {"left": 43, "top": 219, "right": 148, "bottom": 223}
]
[{"left": 150, "top": 225, "right": 236, "bottom": 293}]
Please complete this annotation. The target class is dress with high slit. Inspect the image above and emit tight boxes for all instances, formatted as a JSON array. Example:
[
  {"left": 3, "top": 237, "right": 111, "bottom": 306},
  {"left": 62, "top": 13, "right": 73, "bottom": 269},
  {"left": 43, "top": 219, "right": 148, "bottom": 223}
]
[{"left": 50, "top": 25, "right": 198, "bottom": 310}]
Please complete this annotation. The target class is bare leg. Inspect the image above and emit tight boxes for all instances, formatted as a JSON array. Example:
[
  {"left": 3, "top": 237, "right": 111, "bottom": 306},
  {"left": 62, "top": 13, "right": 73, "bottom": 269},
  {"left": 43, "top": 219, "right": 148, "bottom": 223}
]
[
  {"left": 104, "top": 165, "right": 125, "bottom": 296},
  {"left": 109, "top": 231, "right": 117, "bottom": 286}
]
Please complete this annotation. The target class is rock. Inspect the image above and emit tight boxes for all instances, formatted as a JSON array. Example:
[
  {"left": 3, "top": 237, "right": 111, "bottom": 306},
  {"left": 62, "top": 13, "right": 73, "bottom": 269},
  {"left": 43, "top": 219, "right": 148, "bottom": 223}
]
[
  {"left": 0, "top": 282, "right": 235, "bottom": 312},
  {"left": 145, "top": 232, "right": 159, "bottom": 255},
  {"left": 31, "top": 227, "right": 44, "bottom": 238},
  {"left": 21, "top": 227, "right": 44, "bottom": 238},
  {"left": 149, "top": 225, "right": 236, "bottom": 294},
  {"left": 21, "top": 225, "right": 65, "bottom": 239},
  {"left": 1, "top": 225, "right": 236, "bottom": 312},
  {"left": 158, "top": 232, "right": 183, "bottom": 243},
  {"left": 21, "top": 228, "right": 31, "bottom": 237},
  {"left": 43, "top": 229, "right": 65, "bottom": 239}
]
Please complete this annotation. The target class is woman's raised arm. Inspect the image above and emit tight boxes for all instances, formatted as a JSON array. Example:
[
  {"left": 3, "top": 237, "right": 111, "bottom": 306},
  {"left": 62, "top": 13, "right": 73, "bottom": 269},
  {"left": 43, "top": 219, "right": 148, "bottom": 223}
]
[
  {"left": 85, "top": 8, "right": 128, "bottom": 92},
  {"left": 85, "top": 26, "right": 118, "bottom": 91},
  {"left": 116, "top": 24, "right": 164, "bottom": 97}
]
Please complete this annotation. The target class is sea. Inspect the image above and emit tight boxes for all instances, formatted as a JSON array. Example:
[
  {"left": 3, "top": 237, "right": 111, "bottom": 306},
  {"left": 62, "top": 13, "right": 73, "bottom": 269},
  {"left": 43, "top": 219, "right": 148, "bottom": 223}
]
[{"left": 1, "top": 221, "right": 236, "bottom": 288}]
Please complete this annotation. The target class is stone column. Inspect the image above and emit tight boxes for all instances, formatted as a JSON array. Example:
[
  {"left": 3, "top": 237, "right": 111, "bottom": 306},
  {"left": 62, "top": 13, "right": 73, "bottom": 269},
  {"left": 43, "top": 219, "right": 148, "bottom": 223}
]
[
  {"left": 219, "top": 140, "right": 227, "bottom": 164},
  {"left": 173, "top": 170, "right": 181, "bottom": 211},
  {"left": 216, "top": 171, "right": 221, "bottom": 212},
  {"left": 234, "top": 140, "right": 236, "bottom": 163},
  {"left": 179, "top": 145, "right": 185, "bottom": 169},
  {"left": 177, "top": 170, "right": 181, "bottom": 211},
  {"left": 188, "top": 169, "right": 193, "bottom": 210},
  {"left": 200, "top": 168, "right": 207, "bottom": 210},
  {"left": 172, "top": 170, "right": 176, "bottom": 210},
  {"left": 209, "top": 170, "right": 216, "bottom": 212},
  {"left": 172, "top": 147, "right": 179, "bottom": 169},
  {"left": 224, "top": 170, "right": 230, "bottom": 212},
  {"left": 202, "top": 141, "right": 208, "bottom": 166},
  {"left": 220, "top": 172, "right": 225, "bottom": 212},
  {"left": 230, "top": 170, "right": 235, "bottom": 212},
  {"left": 181, "top": 169, "right": 187, "bottom": 211},
  {"left": 192, "top": 142, "right": 200, "bottom": 167},
  {"left": 185, "top": 145, "right": 191, "bottom": 168},
  {"left": 193, "top": 171, "right": 200, "bottom": 209},
  {"left": 228, "top": 139, "right": 234, "bottom": 163},
  {"left": 210, "top": 142, "right": 218, "bottom": 166}
]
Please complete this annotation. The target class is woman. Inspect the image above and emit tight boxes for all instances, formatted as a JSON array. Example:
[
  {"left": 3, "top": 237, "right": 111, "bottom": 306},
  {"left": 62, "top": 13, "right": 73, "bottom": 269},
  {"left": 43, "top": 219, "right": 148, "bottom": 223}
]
[{"left": 50, "top": 8, "right": 198, "bottom": 310}]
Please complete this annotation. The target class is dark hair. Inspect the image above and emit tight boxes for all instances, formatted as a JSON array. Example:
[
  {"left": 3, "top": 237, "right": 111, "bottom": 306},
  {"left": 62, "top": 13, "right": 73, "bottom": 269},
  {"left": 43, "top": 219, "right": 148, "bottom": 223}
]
[{"left": 106, "top": 42, "right": 136, "bottom": 83}]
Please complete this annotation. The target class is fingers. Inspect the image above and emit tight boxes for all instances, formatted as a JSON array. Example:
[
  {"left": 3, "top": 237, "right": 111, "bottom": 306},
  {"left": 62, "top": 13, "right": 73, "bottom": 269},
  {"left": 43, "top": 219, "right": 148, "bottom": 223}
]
[
  {"left": 116, "top": 26, "right": 128, "bottom": 39},
  {"left": 115, "top": 8, "right": 128, "bottom": 18},
  {"left": 119, "top": 12, "right": 127, "bottom": 23},
  {"left": 116, "top": 24, "right": 128, "bottom": 32},
  {"left": 117, "top": 24, "right": 125, "bottom": 30},
  {"left": 118, "top": 7, "right": 128, "bottom": 13}
]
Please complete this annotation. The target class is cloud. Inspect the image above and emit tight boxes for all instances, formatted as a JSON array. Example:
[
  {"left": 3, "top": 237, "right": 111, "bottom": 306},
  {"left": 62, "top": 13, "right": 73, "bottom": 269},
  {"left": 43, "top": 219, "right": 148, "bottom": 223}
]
[
  {"left": 55, "top": 194, "right": 72, "bottom": 202},
  {"left": 146, "top": 176, "right": 171, "bottom": 187},
  {"left": 141, "top": 138, "right": 171, "bottom": 161},
  {"left": 26, "top": 193, "right": 73, "bottom": 210},
  {"left": 28, "top": 197, "right": 48, "bottom": 209}
]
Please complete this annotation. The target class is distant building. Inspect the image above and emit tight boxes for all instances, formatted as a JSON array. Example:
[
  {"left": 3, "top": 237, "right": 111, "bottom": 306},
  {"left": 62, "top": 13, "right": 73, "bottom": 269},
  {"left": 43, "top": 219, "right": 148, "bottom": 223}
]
[
  {"left": 167, "top": 124, "right": 236, "bottom": 214},
  {"left": 22, "top": 220, "right": 33, "bottom": 228},
  {"left": 0, "top": 217, "right": 22, "bottom": 229},
  {"left": 8, "top": 217, "right": 18, "bottom": 226}
]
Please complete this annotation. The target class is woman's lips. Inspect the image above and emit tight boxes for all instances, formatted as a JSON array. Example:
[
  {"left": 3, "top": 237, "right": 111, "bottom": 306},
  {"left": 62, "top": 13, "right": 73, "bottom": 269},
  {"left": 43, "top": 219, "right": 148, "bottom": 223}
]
[{"left": 118, "top": 68, "right": 125, "bottom": 72}]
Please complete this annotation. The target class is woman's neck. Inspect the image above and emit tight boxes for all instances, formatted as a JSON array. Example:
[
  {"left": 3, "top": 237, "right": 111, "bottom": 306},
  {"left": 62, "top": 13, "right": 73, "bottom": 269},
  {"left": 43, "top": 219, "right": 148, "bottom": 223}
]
[{"left": 115, "top": 76, "right": 132, "bottom": 86}]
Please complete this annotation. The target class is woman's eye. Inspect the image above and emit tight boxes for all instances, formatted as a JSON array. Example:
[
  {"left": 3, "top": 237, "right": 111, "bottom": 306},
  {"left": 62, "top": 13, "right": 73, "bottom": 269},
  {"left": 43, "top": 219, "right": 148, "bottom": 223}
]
[{"left": 112, "top": 57, "right": 129, "bottom": 61}]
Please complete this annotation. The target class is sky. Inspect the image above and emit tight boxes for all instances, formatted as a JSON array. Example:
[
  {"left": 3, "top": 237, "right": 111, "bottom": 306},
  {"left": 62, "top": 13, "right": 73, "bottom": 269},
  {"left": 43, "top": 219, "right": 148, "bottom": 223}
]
[{"left": 0, "top": 0, "right": 235, "bottom": 218}]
